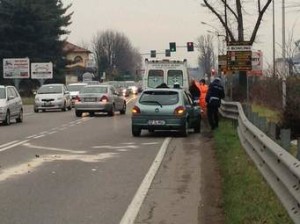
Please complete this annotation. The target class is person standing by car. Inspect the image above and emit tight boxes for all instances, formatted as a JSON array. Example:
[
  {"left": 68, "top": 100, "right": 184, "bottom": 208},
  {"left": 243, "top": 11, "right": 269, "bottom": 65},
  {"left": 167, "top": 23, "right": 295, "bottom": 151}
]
[
  {"left": 205, "top": 77, "right": 225, "bottom": 130},
  {"left": 189, "top": 79, "right": 201, "bottom": 103},
  {"left": 198, "top": 79, "right": 208, "bottom": 116}
]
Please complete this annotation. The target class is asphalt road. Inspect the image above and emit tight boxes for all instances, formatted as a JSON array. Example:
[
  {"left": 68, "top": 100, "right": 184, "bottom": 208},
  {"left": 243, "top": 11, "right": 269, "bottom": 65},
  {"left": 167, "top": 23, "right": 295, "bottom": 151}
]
[{"left": 0, "top": 96, "right": 205, "bottom": 224}]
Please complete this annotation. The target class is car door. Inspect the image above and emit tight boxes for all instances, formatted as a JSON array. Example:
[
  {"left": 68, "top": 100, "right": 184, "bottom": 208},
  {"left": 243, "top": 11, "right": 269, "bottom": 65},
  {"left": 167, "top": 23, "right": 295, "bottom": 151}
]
[
  {"left": 183, "top": 91, "right": 199, "bottom": 126},
  {"left": 7, "top": 87, "right": 17, "bottom": 117},
  {"left": 110, "top": 86, "right": 122, "bottom": 110}
]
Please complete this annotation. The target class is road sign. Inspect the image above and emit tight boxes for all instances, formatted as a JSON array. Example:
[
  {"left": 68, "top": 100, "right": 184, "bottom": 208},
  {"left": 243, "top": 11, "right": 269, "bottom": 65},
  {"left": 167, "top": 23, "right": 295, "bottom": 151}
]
[
  {"left": 218, "top": 55, "right": 227, "bottom": 74},
  {"left": 227, "top": 51, "right": 252, "bottom": 71},
  {"left": 248, "top": 50, "right": 263, "bottom": 75},
  {"left": 31, "top": 62, "right": 53, "bottom": 79}
]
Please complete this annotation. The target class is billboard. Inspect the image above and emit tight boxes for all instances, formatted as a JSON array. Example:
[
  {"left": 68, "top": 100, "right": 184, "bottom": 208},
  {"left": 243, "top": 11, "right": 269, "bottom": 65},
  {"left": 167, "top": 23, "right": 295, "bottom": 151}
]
[
  {"left": 3, "top": 58, "right": 30, "bottom": 79},
  {"left": 31, "top": 62, "right": 53, "bottom": 79}
]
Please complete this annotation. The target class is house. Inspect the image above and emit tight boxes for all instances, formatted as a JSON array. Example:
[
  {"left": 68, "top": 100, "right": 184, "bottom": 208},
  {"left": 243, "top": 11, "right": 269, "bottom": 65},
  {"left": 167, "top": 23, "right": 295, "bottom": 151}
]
[{"left": 62, "top": 41, "right": 96, "bottom": 84}]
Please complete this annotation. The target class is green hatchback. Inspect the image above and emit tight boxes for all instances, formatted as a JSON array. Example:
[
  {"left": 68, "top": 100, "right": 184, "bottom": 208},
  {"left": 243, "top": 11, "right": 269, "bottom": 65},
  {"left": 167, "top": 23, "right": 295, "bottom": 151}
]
[{"left": 131, "top": 88, "right": 201, "bottom": 137}]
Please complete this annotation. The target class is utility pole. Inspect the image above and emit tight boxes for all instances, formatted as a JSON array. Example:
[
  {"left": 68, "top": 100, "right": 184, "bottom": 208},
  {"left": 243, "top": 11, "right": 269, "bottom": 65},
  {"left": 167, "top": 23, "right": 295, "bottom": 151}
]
[{"left": 282, "top": 0, "right": 286, "bottom": 108}]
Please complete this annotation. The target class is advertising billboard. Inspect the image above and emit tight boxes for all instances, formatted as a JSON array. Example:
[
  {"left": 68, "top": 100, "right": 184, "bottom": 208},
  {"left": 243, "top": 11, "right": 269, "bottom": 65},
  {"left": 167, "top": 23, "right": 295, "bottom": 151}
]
[
  {"left": 3, "top": 58, "right": 30, "bottom": 79},
  {"left": 31, "top": 62, "right": 53, "bottom": 79}
]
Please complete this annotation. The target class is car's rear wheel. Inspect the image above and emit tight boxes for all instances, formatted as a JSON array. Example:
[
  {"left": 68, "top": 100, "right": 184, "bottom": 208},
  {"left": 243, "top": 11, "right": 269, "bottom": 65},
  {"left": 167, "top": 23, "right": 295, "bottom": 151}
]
[
  {"left": 120, "top": 102, "right": 126, "bottom": 115},
  {"left": 108, "top": 104, "right": 115, "bottom": 116},
  {"left": 62, "top": 102, "right": 67, "bottom": 112},
  {"left": 132, "top": 125, "right": 141, "bottom": 137},
  {"left": 3, "top": 110, "right": 10, "bottom": 125},
  {"left": 75, "top": 110, "right": 82, "bottom": 117},
  {"left": 180, "top": 120, "right": 189, "bottom": 137},
  {"left": 16, "top": 109, "right": 23, "bottom": 123},
  {"left": 194, "top": 117, "right": 201, "bottom": 133}
]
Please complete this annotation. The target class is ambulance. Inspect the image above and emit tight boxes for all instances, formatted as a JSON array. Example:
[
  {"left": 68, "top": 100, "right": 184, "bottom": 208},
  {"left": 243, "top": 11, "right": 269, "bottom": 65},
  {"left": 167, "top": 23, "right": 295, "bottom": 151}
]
[{"left": 142, "top": 59, "right": 191, "bottom": 90}]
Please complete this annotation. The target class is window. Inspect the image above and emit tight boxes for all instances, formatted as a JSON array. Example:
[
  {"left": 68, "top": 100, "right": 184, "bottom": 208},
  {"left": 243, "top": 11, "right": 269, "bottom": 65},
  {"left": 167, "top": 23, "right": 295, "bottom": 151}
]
[
  {"left": 74, "top": 56, "right": 83, "bottom": 63},
  {"left": 81, "top": 86, "right": 107, "bottom": 94},
  {"left": 139, "top": 90, "right": 179, "bottom": 105},
  {"left": 148, "top": 70, "right": 164, "bottom": 88},
  {"left": 167, "top": 70, "right": 183, "bottom": 87},
  {"left": 0, "top": 88, "right": 6, "bottom": 99}
]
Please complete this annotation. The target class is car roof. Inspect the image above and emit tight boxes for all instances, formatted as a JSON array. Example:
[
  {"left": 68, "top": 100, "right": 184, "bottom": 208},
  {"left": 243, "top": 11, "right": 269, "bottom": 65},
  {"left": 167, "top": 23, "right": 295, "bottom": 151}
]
[
  {"left": 67, "top": 83, "right": 87, "bottom": 86},
  {"left": 143, "top": 88, "right": 183, "bottom": 93},
  {"left": 41, "top": 83, "right": 64, "bottom": 86}
]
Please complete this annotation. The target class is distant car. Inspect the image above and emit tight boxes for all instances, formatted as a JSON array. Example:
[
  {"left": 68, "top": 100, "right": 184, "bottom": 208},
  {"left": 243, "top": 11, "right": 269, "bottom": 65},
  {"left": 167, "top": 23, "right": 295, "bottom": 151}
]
[
  {"left": 131, "top": 87, "right": 201, "bottom": 137},
  {"left": 118, "top": 86, "right": 130, "bottom": 97},
  {"left": 0, "top": 85, "right": 23, "bottom": 125},
  {"left": 74, "top": 84, "right": 126, "bottom": 117},
  {"left": 67, "top": 83, "right": 88, "bottom": 107},
  {"left": 34, "top": 83, "right": 72, "bottom": 112},
  {"left": 128, "top": 85, "right": 138, "bottom": 95}
]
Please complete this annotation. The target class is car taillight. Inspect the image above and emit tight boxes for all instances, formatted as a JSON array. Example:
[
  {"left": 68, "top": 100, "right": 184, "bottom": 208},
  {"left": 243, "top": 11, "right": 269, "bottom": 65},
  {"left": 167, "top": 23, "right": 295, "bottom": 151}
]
[
  {"left": 75, "top": 95, "right": 81, "bottom": 102},
  {"left": 132, "top": 105, "right": 141, "bottom": 114},
  {"left": 100, "top": 95, "right": 109, "bottom": 102},
  {"left": 174, "top": 106, "right": 185, "bottom": 115}
]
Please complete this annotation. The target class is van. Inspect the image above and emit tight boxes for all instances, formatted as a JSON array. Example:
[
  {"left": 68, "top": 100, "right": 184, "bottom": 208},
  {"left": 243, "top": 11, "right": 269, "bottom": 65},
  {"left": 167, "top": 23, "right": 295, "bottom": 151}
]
[{"left": 142, "top": 59, "right": 190, "bottom": 90}]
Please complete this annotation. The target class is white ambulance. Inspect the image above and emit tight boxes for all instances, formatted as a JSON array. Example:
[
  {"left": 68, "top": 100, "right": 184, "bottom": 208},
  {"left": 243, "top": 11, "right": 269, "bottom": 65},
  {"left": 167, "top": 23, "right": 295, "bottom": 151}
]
[{"left": 142, "top": 59, "right": 191, "bottom": 90}]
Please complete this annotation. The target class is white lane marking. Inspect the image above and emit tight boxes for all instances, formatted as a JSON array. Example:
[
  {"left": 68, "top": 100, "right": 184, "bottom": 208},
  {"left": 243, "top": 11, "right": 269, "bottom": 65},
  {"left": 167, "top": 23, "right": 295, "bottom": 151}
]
[
  {"left": 23, "top": 143, "right": 86, "bottom": 154},
  {"left": 119, "top": 137, "right": 171, "bottom": 224},
  {"left": 26, "top": 135, "right": 38, "bottom": 139},
  {"left": 47, "top": 131, "right": 57, "bottom": 135},
  {"left": 92, "top": 145, "right": 138, "bottom": 149},
  {"left": 142, "top": 142, "right": 159, "bottom": 145},
  {"left": 0, "top": 141, "right": 18, "bottom": 148},
  {"left": 121, "top": 142, "right": 135, "bottom": 145},
  {"left": 0, "top": 140, "right": 29, "bottom": 152},
  {"left": 33, "top": 135, "right": 45, "bottom": 139},
  {"left": 0, "top": 152, "right": 118, "bottom": 182}
]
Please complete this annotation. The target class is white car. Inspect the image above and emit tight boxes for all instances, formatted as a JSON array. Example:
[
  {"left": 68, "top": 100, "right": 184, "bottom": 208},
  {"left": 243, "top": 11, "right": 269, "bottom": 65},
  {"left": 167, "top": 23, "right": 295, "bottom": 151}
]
[
  {"left": 0, "top": 85, "right": 23, "bottom": 125},
  {"left": 67, "top": 82, "right": 88, "bottom": 107},
  {"left": 34, "top": 83, "right": 72, "bottom": 112}
]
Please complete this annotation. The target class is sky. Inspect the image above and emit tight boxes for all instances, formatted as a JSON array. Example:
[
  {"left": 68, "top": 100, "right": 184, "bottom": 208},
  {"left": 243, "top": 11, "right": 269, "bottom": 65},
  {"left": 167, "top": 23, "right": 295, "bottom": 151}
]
[{"left": 62, "top": 0, "right": 300, "bottom": 69}]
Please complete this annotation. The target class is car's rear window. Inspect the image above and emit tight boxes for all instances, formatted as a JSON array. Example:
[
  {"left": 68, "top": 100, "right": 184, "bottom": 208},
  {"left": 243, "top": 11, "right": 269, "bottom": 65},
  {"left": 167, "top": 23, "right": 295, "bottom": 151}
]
[
  {"left": 0, "top": 88, "right": 6, "bottom": 99},
  {"left": 67, "top": 84, "right": 86, "bottom": 91},
  {"left": 81, "top": 86, "right": 107, "bottom": 94},
  {"left": 38, "top": 85, "right": 62, "bottom": 94},
  {"left": 139, "top": 91, "right": 179, "bottom": 105}
]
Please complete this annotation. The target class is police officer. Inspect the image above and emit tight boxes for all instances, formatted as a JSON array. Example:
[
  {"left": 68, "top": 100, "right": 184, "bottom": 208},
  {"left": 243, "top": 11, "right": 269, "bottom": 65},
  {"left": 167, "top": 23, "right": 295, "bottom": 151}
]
[{"left": 205, "top": 77, "right": 225, "bottom": 130}]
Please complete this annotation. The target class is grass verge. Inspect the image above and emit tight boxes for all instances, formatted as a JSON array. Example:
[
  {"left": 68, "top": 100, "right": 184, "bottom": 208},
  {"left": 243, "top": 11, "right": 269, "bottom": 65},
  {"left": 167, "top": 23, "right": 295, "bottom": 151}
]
[{"left": 214, "top": 119, "right": 293, "bottom": 224}]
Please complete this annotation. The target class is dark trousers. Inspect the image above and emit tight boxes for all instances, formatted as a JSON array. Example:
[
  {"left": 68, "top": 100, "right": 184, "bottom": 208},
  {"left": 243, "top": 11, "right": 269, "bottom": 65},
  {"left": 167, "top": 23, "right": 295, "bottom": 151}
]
[{"left": 207, "top": 105, "right": 219, "bottom": 130}]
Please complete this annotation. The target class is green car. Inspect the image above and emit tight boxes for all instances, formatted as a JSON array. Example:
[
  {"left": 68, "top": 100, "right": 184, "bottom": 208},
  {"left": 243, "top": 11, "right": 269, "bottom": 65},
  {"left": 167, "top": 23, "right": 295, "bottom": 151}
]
[{"left": 131, "top": 88, "right": 201, "bottom": 137}]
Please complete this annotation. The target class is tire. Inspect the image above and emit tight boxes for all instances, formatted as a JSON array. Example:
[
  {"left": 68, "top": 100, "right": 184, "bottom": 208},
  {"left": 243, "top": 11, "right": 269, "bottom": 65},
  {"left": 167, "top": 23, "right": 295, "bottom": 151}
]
[
  {"left": 120, "top": 102, "right": 126, "bottom": 115},
  {"left": 3, "top": 110, "right": 10, "bottom": 125},
  {"left": 16, "top": 109, "right": 23, "bottom": 123},
  {"left": 34, "top": 107, "right": 38, "bottom": 113},
  {"left": 67, "top": 103, "right": 72, "bottom": 111},
  {"left": 180, "top": 120, "right": 189, "bottom": 137},
  {"left": 108, "top": 104, "right": 115, "bottom": 116},
  {"left": 62, "top": 102, "right": 67, "bottom": 112},
  {"left": 194, "top": 117, "right": 201, "bottom": 133},
  {"left": 89, "top": 112, "right": 95, "bottom": 117},
  {"left": 132, "top": 125, "right": 141, "bottom": 137},
  {"left": 75, "top": 110, "right": 82, "bottom": 117}
]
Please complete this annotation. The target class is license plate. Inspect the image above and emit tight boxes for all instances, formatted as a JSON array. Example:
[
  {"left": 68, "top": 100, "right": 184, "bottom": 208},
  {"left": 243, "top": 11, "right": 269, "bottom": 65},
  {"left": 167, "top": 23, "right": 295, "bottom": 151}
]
[
  {"left": 84, "top": 98, "right": 96, "bottom": 102},
  {"left": 44, "top": 102, "right": 52, "bottom": 107},
  {"left": 148, "top": 120, "right": 166, "bottom": 125}
]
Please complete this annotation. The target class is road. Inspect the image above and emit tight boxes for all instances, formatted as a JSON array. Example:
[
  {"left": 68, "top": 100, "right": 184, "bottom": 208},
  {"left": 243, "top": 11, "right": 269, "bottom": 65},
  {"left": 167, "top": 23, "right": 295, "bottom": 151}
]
[{"left": 0, "top": 96, "right": 215, "bottom": 224}]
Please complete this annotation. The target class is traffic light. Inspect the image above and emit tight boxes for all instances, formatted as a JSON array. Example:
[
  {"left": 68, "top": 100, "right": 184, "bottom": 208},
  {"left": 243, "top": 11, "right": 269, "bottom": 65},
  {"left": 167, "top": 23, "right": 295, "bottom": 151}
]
[
  {"left": 187, "top": 42, "right": 194, "bottom": 52},
  {"left": 165, "top": 49, "right": 171, "bottom": 57},
  {"left": 169, "top": 42, "right": 176, "bottom": 52},
  {"left": 150, "top": 50, "right": 156, "bottom": 58}
]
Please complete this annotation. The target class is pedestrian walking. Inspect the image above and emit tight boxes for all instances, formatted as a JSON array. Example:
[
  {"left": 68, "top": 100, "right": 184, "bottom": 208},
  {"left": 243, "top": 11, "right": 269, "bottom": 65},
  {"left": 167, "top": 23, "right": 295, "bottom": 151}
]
[{"left": 205, "top": 77, "right": 225, "bottom": 130}]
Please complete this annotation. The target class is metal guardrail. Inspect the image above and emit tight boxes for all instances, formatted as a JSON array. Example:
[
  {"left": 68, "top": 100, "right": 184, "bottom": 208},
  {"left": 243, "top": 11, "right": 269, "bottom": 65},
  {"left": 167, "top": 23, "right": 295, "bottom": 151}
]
[{"left": 219, "top": 100, "right": 300, "bottom": 223}]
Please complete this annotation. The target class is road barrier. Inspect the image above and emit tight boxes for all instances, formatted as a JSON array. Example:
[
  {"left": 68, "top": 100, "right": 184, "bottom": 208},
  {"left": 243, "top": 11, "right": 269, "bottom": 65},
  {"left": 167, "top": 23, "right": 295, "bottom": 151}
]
[{"left": 219, "top": 100, "right": 300, "bottom": 223}]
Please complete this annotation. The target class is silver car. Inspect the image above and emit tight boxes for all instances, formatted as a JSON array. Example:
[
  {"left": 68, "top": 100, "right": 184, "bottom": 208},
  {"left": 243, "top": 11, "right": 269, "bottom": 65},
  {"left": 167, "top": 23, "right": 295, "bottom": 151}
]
[
  {"left": 74, "top": 84, "right": 126, "bottom": 117},
  {"left": 0, "top": 85, "right": 23, "bottom": 125},
  {"left": 34, "top": 83, "right": 72, "bottom": 112},
  {"left": 67, "top": 82, "right": 88, "bottom": 107}
]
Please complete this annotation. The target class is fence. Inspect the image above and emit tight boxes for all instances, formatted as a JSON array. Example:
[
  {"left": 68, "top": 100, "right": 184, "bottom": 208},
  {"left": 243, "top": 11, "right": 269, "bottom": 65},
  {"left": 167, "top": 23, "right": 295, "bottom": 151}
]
[{"left": 219, "top": 100, "right": 300, "bottom": 223}]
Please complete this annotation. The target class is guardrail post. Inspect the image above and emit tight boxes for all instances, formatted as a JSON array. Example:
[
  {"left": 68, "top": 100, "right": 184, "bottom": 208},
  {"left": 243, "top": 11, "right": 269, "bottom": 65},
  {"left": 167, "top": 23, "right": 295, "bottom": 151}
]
[
  {"left": 280, "top": 129, "right": 291, "bottom": 151},
  {"left": 268, "top": 122, "right": 277, "bottom": 141},
  {"left": 296, "top": 138, "right": 300, "bottom": 160}
]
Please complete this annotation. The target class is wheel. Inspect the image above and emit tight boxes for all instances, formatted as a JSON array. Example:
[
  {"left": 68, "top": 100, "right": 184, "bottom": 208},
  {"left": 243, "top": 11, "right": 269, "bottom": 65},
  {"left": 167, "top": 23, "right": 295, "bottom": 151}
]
[
  {"left": 89, "top": 112, "right": 95, "bottom": 117},
  {"left": 194, "top": 117, "right": 201, "bottom": 133},
  {"left": 180, "top": 120, "right": 189, "bottom": 137},
  {"left": 132, "top": 125, "right": 141, "bottom": 137},
  {"left": 67, "top": 104, "right": 72, "bottom": 110},
  {"left": 3, "top": 110, "right": 10, "bottom": 125},
  {"left": 62, "top": 102, "right": 67, "bottom": 111},
  {"left": 120, "top": 102, "right": 126, "bottom": 115},
  {"left": 16, "top": 109, "right": 23, "bottom": 123},
  {"left": 108, "top": 104, "right": 115, "bottom": 116},
  {"left": 75, "top": 110, "right": 82, "bottom": 117},
  {"left": 34, "top": 107, "right": 38, "bottom": 113},
  {"left": 148, "top": 129, "right": 155, "bottom": 133}
]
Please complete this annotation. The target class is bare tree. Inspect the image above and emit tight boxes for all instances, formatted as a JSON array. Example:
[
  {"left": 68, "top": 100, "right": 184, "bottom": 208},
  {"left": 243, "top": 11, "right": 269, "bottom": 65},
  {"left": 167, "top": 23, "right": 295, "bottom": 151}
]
[
  {"left": 92, "top": 30, "right": 142, "bottom": 80},
  {"left": 197, "top": 34, "right": 215, "bottom": 81}
]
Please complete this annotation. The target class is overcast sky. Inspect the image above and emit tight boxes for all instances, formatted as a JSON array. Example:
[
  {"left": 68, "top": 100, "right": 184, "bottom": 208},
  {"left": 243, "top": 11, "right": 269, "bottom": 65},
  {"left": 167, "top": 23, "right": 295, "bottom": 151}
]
[{"left": 62, "top": 0, "right": 300, "bottom": 69}]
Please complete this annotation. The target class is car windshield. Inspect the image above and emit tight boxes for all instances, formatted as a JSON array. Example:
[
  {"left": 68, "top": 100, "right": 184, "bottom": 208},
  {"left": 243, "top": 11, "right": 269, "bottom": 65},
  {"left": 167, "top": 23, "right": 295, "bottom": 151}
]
[
  {"left": 0, "top": 88, "right": 6, "bottom": 99},
  {"left": 140, "top": 90, "right": 179, "bottom": 105},
  {"left": 67, "top": 85, "right": 86, "bottom": 91},
  {"left": 80, "top": 86, "right": 107, "bottom": 94},
  {"left": 37, "top": 85, "right": 62, "bottom": 94}
]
